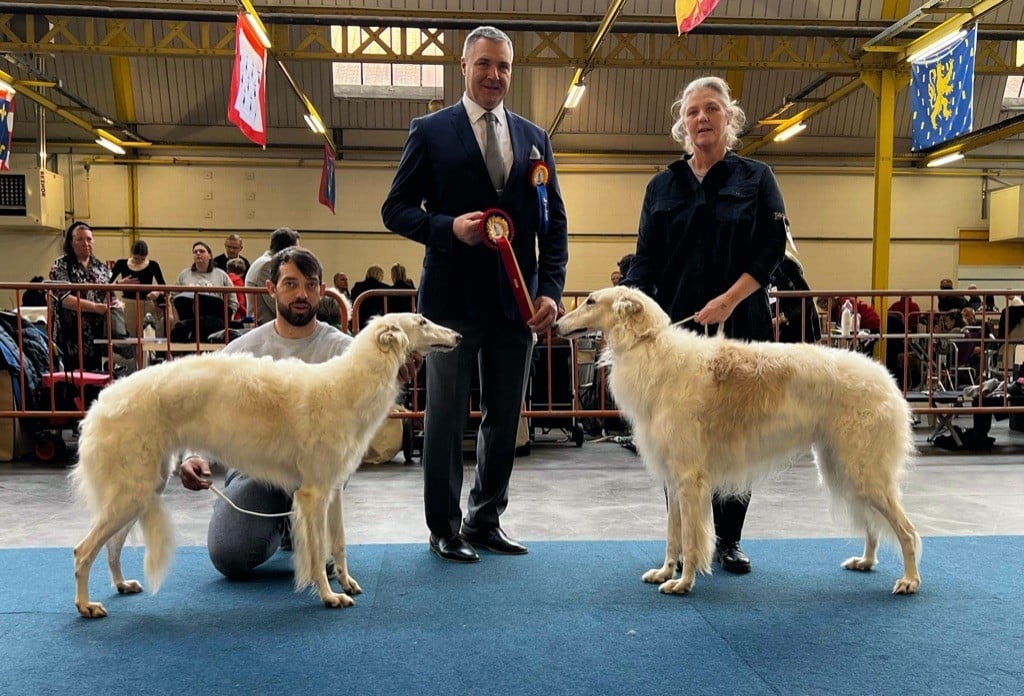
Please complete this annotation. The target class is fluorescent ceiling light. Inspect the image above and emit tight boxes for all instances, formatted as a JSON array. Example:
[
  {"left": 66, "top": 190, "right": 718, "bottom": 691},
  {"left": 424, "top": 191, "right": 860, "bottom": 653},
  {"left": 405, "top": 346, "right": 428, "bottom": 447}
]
[
  {"left": 95, "top": 135, "right": 126, "bottom": 155},
  {"left": 303, "top": 113, "right": 326, "bottom": 134},
  {"left": 907, "top": 29, "right": 966, "bottom": 63},
  {"left": 773, "top": 122, "right": 807, "bottom": 142},
  {"left": 563, "top": 83, "right": 586, "bottom": 109},
  {"left": 926, "top": 152, "right": 964, "bottom": 168},
  {"left": 244, "top": 12, "right": 272, "bottom": 49}
]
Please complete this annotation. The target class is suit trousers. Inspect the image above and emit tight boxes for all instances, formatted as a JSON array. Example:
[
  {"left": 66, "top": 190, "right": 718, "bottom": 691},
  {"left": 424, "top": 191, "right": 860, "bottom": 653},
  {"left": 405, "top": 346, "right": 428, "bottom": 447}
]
[{"left": 422, "top": 315, "right": 534, "bottom": 537}]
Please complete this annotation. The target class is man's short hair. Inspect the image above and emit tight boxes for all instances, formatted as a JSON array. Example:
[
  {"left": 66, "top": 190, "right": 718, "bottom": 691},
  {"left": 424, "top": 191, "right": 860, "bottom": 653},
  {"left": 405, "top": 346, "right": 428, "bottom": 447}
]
[
  {"left": 270, "top": 247, "right": 322, "bottom": 284},
  {"left": 269, "top": 227, "right": 301, "bottom": 253},
  {"left": 463, "top": 26, "right": 513, "bottom": 60}
]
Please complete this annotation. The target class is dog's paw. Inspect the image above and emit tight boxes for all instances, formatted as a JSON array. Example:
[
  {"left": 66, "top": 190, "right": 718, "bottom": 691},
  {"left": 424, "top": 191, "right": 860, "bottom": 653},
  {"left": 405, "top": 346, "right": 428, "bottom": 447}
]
[
  {"left": 116, "top": 580, "right": 143, "bottom": 594},
  {"left": 892, "top": 577, "right": 920, "bottom": 594},
  {"left": 76, "top": 601, "right": 108, "bottom": 618},
  {"left": 841, "top": 556, "right": 877, "bottom": 572},
  {"left": 340, "top": 575, "right": 362, "bottom": 596},
  {"left": 322, "top": 592, "right": 356, "bottom": 609},
  {"left": 658, "top": 577, "right": 694, "bottom": 595},
  {"left": 642, "top": 566, "right": 674, "bottom": 584}
]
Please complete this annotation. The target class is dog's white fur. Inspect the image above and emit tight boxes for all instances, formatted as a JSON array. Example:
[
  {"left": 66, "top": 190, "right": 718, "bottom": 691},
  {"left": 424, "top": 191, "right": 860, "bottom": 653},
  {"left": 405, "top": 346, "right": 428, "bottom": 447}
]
[
  {"left": 71, "top": 313, "right": 460, "bottom": 618},
  {"left": 555, "top": 286, "right": 921, "bottom": 596}
]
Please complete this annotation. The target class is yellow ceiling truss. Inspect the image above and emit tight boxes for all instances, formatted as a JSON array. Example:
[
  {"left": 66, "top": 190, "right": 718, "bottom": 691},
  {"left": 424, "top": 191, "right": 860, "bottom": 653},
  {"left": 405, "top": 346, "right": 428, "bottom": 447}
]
[{"left": 0, "top": 14, "right": 1020, "bottom": 73}]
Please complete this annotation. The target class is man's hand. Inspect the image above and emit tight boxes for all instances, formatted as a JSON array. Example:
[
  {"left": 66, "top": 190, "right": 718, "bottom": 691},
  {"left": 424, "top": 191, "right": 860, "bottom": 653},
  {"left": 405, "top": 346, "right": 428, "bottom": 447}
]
[
  {"left": 179, "top": 456, "right": 213, "bottom": 491},
  {"left": 527, "top": 296, "right": 559, "bottom": 334},
  {"left": 398, "top": 352, "right": 424, "bottom": 383},
  {"left": 452, "top": 212, "right": 485, "bottom": 246}
]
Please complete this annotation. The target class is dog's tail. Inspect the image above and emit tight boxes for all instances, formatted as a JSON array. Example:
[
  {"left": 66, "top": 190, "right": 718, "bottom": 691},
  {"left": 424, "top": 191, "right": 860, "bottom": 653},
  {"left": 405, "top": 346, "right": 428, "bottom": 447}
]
[{"left": 138, "top": 497, "right": 174, "bottom": 594}]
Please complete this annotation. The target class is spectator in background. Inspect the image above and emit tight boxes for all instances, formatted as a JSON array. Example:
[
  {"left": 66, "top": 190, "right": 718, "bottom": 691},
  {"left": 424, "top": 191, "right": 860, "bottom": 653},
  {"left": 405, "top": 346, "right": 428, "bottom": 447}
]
[
  {"left": 110, "top": 239, "right": 167, "bottom": 335},
  {"left": 213, "top": 234, "right": 250, "bottom": 277},
  {"left": 175, "top": 240, "right": 238, "bottom": 319},
  {"left": 245, "top": 227, "right": 301, "bottom": 325},
  {"left": 350, "top": 265, "right": 389, "bottom": 329},
  {"left": 610, "top": 269, "right": 622, "bottom": 286},
  {"left": 49, "top": 221, "right": 125, "bottom": 370},
  {"left": 226, "top": 258, "right": 247, "bottom": 321},
  {"left": 332, "top": 272, "right": 351, "bottom": 300},
  {"left": 316, "top": 294, "right": 344, "bottom": 331},
  {"left": 938, "top": 278, "right": 969, "bottom": 312},
  {"left": 389, "top": 262, "right": 416, "bottom": 313},
  {"left": 966, "top": 284, "right": 983, "bottom": 311},
  {"left": 835, "top": 296, "right": 881, "bottom": 332},
  {"left": 888, "top": 295, "right": 921, "bottom": 333},
  {"left": 617, "top": 253, "right": 635, "bottom": 280}
]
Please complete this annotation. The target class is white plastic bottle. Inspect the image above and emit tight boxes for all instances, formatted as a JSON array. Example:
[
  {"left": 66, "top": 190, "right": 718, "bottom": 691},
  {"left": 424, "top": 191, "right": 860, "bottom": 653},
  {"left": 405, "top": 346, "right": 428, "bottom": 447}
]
[
  {"left": 142, "top": 312, "right": 157, "bottom": 340},
  {"left": 840, "top": 300, "right": 854, "bottom": 337}
]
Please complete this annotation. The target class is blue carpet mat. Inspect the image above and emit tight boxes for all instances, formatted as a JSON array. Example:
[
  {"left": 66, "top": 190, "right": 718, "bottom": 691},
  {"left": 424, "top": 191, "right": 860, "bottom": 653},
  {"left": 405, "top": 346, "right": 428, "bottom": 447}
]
[{"left": 1, "top": 537, "right": 1021, "bottom": 695}]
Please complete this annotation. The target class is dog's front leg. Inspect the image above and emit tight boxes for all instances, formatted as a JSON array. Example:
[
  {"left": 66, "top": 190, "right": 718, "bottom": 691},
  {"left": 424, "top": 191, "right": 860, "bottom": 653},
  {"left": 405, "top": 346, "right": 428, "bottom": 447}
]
[
  {"left": 293, "top": 485, "right": 354, "bottom": 609},
  {"left": 642, "top": 483, "right": 681, "bottom": 585},
  {"left": 659, "top": 472, "right": 712, "bottom": 595},
  {"left": 327, "top": 487, "right": 361, "bottom": 596}
]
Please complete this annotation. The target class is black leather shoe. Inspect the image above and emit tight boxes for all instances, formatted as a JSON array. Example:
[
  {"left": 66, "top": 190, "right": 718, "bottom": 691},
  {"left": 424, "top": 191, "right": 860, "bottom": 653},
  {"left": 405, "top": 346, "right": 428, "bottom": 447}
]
[
  {"left": 714, "top": 541, "right": 751, "bottom": 574},
  {"left": 429, "top": 534, "right": 480, "bottom": 563},
  {"left": 460, "top": 526, "right": 528, "bottom": 555}
]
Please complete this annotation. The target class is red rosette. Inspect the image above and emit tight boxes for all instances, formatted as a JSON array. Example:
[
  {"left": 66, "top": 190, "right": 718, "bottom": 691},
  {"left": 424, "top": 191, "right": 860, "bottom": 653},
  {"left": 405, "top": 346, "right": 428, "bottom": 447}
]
[
  {"left": 529, "top": 160, "right": 550, "bottom": 187},
  {"left": 478, "top": 209, "right": 535, "bottom": 322}
]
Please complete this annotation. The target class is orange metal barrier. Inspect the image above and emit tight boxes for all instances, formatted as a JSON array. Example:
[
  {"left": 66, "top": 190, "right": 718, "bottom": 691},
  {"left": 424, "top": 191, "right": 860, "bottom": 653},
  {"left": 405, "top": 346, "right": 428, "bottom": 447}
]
[{"left": 4, "top": 283, "right": 1024, "bottom": 431}]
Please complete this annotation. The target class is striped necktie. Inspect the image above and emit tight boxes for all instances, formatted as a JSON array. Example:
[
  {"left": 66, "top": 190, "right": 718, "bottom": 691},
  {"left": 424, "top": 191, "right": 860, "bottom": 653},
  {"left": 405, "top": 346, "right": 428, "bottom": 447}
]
[{"left": 483, "top": 111, "right": 505, "bottom": 195}]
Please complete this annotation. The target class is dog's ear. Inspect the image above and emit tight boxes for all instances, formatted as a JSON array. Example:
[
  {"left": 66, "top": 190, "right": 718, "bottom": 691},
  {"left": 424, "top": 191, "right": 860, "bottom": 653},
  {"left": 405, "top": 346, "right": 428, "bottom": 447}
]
[
  {"left": 376, "top": 321, "right": 410, "bottom": 354},
  {"left": 613, "top": 295, "right": 643, "bottom": 319}
]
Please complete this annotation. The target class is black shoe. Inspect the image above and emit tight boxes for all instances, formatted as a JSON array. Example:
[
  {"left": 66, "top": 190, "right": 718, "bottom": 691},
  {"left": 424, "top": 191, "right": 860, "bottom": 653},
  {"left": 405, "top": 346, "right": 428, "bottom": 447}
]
[
  {"left": 714, "top": 542, "right": 751, "bottom": 574},
  {"left": 460, "top": 526, "right": 528, "bottom": 555},
  {"left": 429, "top": 534, "right": 480, "bottom": 563}
]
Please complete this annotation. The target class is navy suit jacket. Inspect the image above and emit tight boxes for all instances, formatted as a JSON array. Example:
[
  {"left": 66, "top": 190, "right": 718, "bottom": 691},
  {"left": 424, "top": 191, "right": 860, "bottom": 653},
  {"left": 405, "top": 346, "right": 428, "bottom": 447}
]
[{"left": 382, "top": 101, "right": 568, "bottom": 321}]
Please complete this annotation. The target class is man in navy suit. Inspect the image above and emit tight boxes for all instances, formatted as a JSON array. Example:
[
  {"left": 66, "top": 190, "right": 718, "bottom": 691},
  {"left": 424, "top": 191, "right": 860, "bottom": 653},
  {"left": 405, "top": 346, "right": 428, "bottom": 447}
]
[{"left": 382, "top": 26, "right": 568, "bottom": 563}]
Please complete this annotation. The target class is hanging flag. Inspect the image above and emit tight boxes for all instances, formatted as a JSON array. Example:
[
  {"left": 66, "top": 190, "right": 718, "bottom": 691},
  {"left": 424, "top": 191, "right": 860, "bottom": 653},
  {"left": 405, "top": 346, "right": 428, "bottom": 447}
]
[
  {"left": 0, "top": 87, "right": 14, "bottom": 170},
  {"left": 228, "top": 11, "right": 267, "bottom": 147},
  {"left": 910, "top": 25, "right": 977, "bottom": 152},
  {"left": 676, "top": 0, "right": 720, "bottom": 35},
  {"left": 318, "top": 144, "right": 335, "bottom": 214}
]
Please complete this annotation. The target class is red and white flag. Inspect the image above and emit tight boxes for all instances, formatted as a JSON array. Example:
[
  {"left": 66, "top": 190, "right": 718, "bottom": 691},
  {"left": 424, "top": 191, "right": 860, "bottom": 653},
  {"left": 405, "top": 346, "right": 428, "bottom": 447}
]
[
  {"left": 228, "top": 12, "right": 267, "bottom": 146},
  {"left": 0, "top": 86, "right": 14, "bottom": 170}
]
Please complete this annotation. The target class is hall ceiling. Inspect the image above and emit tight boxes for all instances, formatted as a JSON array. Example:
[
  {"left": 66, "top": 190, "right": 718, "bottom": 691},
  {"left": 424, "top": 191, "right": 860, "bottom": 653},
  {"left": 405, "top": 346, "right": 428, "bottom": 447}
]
[{"left": 1, "top": 0, "right": 1023, "bottom": 168}]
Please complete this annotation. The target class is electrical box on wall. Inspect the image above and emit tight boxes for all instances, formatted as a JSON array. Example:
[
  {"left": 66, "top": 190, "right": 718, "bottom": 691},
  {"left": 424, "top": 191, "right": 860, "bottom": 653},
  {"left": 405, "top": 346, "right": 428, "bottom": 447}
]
[
  {"left": 990, "top": 185, "right": 1024, "bottom": 241},
  {"left": 0, "top": 169, "right": 65, "bottom": 230}
]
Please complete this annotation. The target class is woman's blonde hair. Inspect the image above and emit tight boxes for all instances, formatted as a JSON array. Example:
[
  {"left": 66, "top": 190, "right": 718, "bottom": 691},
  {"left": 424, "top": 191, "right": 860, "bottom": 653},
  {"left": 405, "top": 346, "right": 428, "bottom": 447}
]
[
  {"left": 391, "top": 263, "right": 408, "bottom": 284},
  {"left": 669, "top": 76, "right": 746, "bottom": 154}
]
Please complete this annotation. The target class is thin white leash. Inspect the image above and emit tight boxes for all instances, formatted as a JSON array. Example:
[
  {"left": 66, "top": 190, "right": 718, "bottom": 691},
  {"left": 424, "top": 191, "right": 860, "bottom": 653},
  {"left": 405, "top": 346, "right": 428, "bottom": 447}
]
[
  {"left": 206, "top": 481, "right": 292, "bottom": 518},
  {"left": 672, "top": 314, "right": 717, "bottom": 335}
]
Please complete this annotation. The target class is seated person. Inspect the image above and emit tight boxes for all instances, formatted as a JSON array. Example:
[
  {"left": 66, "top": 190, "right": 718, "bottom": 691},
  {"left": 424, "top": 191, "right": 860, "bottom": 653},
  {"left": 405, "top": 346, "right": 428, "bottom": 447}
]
[
  {"left": 938, "top": 278, "right": 969, "bottom": 312},
  {"left": 888, "top": 295, "right": 920, "bottom": 333},
  {"left": 173, "top": 241, "right": 238, "bottom": 340},
  {"left": 177, "top": 248, "right": 420, "bottom": 579}
]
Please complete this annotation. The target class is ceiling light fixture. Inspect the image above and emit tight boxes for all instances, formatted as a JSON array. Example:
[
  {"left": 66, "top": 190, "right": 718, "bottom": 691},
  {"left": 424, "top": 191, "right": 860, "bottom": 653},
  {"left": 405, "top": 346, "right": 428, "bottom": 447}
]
[
  {"left": 563, "top": 82, "right": 586, "bottom": 109},
  {"left": 303, "top": 113, "right": 326, "bottom": 134},
  {"left": 926, "top": 152, "right": 965, "bottom": 168},
  {"left": 773, "top": 122, "right": 807, "bottom": 142}
]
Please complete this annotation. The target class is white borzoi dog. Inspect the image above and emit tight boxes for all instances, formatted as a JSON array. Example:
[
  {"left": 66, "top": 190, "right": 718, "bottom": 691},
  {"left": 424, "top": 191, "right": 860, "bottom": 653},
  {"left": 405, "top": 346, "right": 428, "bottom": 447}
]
[
  {"left": 554, "top": 286, "right": 921, "bottom": 596},
  {"left": 71, "top": 313, "right": 461, "bottom": 618}
]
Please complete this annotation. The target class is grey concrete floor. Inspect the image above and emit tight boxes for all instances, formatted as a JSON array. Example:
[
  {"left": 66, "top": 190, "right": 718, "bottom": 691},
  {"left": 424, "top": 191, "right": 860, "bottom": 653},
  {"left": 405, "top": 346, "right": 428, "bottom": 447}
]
[{"left": 2, "top": 417, "right": 1023, "bottom": 551}]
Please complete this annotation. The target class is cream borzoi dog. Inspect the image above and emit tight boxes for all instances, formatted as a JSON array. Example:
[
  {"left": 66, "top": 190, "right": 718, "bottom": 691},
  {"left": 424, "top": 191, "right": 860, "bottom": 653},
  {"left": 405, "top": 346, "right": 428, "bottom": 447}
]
[
  {"left": 71, "top": 314, "right": 460, "bottom": 618},
  {"left": 554, "top": 286, "right": 921, "bottom": 596}
]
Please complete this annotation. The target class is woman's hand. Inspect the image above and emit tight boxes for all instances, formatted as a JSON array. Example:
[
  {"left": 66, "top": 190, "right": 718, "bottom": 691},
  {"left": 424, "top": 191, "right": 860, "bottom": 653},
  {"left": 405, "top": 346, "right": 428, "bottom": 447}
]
[{"left": 694, "top": 294, "right": 735, "bottom": 326}]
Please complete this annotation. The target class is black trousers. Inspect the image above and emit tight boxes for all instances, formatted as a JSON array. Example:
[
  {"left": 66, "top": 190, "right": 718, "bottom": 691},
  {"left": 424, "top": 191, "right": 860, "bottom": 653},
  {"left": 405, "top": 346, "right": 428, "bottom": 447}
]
[{"left": 713, "top": 493, "right": 749, "bottom": 546}]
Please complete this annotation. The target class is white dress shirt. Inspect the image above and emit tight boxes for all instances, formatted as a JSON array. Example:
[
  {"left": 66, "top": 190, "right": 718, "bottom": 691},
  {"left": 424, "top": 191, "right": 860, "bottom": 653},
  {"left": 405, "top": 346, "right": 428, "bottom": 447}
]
[{"left": 462, "top": 93, "right": 513, "bottom": 182}]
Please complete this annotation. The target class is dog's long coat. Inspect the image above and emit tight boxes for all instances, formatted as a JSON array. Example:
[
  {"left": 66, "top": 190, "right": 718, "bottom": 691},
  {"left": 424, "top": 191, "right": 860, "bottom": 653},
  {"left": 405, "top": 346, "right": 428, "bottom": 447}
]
[
  {"left": 555, "top": 287, "right": 921, "bottom": 596},
  {"left": 71, "top": 314, "right": 460, "bottom": 617}
]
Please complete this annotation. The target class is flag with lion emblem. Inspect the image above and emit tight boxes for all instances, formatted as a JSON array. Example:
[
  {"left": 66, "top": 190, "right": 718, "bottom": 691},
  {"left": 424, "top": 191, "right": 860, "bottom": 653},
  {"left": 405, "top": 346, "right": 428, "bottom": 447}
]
[
  {"left": 910, "top": 25, "right": 976, "bottom": 151},
  {"left": 675, "top": 0, "right": 720, "bottom": 35}
]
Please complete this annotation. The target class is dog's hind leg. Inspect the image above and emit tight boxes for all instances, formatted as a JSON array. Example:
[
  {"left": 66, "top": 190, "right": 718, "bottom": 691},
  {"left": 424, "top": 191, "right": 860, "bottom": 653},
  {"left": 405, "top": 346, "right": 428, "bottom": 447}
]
[
  {"left": 104, "top": 476, "right": 169, "bottom": 596},
  {"left": 327, "top": 487, "right": 361, "bottom": 596},
  {"left": 74, "top": 504, "right": 146, "bottom": 618},
  {"left": 105, "top": 521, "right": 143, "bottom": 595},
  {"left": 293, "top": 485, "right": 354, "bottom": 609},
  {"left": 867, "top": 495, "right": 922, "bottom": 595},
  {"left": 659, "top": 470, "right": 713, "bottom": 595},
  {"left": 643, "top": 483, "right": 681, "bottom": 585}
]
